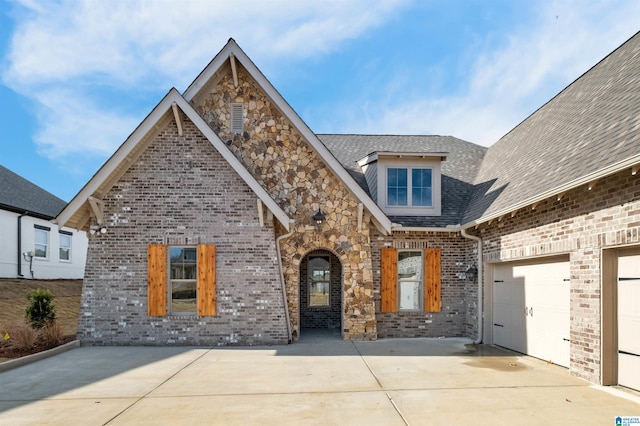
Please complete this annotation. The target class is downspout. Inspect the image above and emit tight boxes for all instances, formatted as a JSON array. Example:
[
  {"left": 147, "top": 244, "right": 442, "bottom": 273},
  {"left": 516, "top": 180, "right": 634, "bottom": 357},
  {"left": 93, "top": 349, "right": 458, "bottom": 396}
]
[
  {"left": 276, "top": 220, "right": 295, "bottom": 343},
  {"left": 17, "top": 213, "right": 27, "bottom": 278},
  {"left": 461, "top": 227, "right": 483, "bottom": 344}
]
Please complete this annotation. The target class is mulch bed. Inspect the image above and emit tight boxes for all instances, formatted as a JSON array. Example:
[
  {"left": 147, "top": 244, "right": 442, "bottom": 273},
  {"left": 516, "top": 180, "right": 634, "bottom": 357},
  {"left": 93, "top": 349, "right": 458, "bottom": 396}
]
[{"left": 0, "top": 334, "right": 76, "bottom": 360}]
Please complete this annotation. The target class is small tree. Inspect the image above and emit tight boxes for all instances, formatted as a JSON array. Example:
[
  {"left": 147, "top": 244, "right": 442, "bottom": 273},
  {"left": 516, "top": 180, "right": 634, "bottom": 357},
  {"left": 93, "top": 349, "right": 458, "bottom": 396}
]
[{"left": 25, "top": 288, "right": 56, "bottom": 329}]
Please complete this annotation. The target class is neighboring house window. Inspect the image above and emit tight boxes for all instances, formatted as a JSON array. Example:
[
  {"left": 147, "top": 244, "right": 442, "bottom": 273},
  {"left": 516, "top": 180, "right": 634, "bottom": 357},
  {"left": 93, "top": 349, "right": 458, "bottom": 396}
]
[
  {"left": 230, "top": 103, "right": 243, "bottom": 133},
  {"left": 381, "top": 247, "right": 441, "bottom": 313},
  {"left": 387, "top": 167, "right": 432, "bottom": 207},
  {"left": 34, "top": 225, "right": 50, "bottom": 259},
  {"left": 308, "top": 255, "right": 330, "bottom": 307},
  {"left": 147, "top": 244, "right": 217, "bottom": 316},
  {"left": 59, "top": 231, "right": 72, "bottom": 261}
]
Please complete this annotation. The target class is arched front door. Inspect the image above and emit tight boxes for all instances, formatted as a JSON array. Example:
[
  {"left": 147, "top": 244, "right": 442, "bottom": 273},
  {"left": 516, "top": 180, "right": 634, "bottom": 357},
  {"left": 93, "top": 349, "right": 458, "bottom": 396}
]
[{"left": 299, "top": 250, "right": 342, "bottom": 335}]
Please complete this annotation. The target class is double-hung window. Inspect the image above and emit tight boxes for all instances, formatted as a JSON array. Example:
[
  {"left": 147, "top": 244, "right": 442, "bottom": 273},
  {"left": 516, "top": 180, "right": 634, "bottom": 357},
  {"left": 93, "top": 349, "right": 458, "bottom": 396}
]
[
  {"left": 169, "top": 247, "right": 198, "bottom": 314},
  {"left": 34, "top": 225, "right": 50, "bottom": 259},
  {"left": 397, "top": 251, "right": 423, "bottom": 310},
  {"left": 59, "top": 231, "right": 72, "bottom": 261}
]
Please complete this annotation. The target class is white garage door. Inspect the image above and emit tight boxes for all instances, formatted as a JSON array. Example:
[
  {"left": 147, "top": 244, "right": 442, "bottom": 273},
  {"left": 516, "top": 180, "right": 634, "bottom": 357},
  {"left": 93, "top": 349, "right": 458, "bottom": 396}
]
[
  {"left": 492, "top": 257, "right": 570, "bottom": 367},
  {"left": 618, "top": 252, "right": 640, "bottom": 391}
]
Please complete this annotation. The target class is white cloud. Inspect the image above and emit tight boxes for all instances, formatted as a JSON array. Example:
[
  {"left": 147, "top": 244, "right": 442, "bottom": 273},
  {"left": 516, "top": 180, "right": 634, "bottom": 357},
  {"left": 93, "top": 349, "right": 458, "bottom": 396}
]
[
  {"left": 2, "top": 0, "right": 409, "bottom": 160},
  {"left": 340, "top": 0, "right": 640, "bottom": 145}
]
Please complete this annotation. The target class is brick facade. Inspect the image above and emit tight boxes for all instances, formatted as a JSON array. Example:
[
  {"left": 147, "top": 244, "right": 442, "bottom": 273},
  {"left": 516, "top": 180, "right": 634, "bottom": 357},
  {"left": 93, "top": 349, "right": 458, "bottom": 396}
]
[
  {"left": 78, "top": 118, "right": 288, "bottom": 346},
  {"left": 370, "top": 231, "right": 478, "bottom": 339}
]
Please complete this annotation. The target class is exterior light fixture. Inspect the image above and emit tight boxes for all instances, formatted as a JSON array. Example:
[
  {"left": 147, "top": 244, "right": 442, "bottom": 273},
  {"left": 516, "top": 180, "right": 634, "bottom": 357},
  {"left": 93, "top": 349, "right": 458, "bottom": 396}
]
[
  {"left": 465, "top": 265, "right": 478, "bottom": 282},
  {"left": 312, "top": 208, "right": 326, "bottom": 225},
  {"left": 90, "top": 226, "right": 108, "bottom": 236}
]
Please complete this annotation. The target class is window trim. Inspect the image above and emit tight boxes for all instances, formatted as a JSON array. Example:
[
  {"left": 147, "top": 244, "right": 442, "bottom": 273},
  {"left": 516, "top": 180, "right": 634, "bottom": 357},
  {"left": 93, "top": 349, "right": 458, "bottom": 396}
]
[
  {"left": 397, "top": 250, "right": 423, "bottom": 312},
  {"left": 59, "top": 231, "right": 72, "bottom": 262},
  {"left": 168, "top": 246, "right": 198, "bottom": 316},
  {"left": 308, "top": 255, "right": 331, "bottom": 308},
  {"left": 378, "top": 159, "right": 442, "bottom": 216},
  {"left": 34, "top": 225, "right": 50, "bottom": 260}
]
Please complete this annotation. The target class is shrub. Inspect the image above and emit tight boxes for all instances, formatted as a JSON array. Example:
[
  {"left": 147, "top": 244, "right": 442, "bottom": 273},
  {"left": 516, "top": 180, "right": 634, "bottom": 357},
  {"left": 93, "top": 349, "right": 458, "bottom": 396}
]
[
  {"left": 40, "top": 322, "right": 64, "bottom": 349},
  {"left": 3, "top": 321, "right": 38, "bottom": 351},
  {"left": 25, "top": 288, "right": 56, "bottom": 329}
]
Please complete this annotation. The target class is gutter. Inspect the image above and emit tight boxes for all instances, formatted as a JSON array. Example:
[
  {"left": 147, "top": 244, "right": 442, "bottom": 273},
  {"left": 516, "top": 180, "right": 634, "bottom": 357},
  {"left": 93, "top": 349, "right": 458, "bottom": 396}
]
[
  {"left": 276, "top": 220, "right": 295, "bottom": 343},
  {"left": 390, "top": 224, "right": 459, "bottom": 233},
  {"left": 461, "top": 227, "right": 483, "bottom": 344},
  {"left": 17, "top": 213, "right": 27, "bottom": 278}
]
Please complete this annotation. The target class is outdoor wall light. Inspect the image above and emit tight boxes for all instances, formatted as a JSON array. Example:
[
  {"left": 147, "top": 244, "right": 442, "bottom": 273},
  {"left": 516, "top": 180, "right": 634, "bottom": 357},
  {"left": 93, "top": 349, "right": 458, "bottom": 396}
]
[
  {"left": 312, "top": 208, "right": 326, "bottom": 225},
  {"left": 465, "top": 265, "right": 478, "bottom": 281},
  {"left": 90, "top": 226, "right": 108, "bottom": 236}
]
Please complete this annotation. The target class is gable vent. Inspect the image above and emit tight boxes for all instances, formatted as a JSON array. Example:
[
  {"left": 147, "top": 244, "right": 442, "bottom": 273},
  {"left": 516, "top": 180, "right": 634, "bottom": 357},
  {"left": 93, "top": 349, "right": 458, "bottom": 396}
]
[{"left": 230, "top": 103, "right": 244, "bottom": 133}]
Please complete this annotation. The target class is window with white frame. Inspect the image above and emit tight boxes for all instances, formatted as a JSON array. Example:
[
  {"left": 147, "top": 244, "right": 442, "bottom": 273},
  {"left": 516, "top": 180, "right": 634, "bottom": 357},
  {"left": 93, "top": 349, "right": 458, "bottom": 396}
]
[
  {"left": 397, "top": 251, "right": 423, "bottom": 310},
  {"left": 34, "top": 225, "right": 49, "bottom": 259},
  {"left": 378, "top": 159, "right": 442, "bottom": 216},
  {"left": 168, "top": 247, "right": 198, "bottom": 314},
  {"left": 59, "top": 231, "right": 72, "bottom": 261}
]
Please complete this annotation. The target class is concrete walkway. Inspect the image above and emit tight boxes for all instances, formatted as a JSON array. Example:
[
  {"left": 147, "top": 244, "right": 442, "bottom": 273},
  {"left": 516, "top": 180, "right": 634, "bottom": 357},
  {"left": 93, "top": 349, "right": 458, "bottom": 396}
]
[{"left": 0, "top": 334, "right": 639, "bottom": 425}]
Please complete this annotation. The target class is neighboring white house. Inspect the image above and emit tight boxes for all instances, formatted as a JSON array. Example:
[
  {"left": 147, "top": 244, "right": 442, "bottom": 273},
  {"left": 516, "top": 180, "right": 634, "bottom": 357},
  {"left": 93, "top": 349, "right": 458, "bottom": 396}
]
[{"left": 0, "top": 165, "right": 87, "bottom": 279}]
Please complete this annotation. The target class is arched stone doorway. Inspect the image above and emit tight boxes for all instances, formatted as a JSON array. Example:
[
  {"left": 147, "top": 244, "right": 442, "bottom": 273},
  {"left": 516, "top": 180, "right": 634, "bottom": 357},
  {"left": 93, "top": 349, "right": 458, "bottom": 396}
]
[{"left": 299, "top": 249, "right": 342, "bottom": 336}]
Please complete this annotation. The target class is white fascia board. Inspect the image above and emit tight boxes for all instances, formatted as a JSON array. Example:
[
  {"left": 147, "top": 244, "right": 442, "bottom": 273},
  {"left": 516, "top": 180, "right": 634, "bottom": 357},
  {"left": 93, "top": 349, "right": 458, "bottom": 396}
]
[
  {"left": 58, "top": 88, "right": 291, "bottom": 232},
  {"left": 172, "top": 92, "right": 291, "bottom": 231},
  {"left": 460, "top": 152, "right": 640, "bottom": 229},
  {"left": 185, "top": 40, "right": 392, "bottom": 234},
  {"left": 358, "top": 151, "right": 449, "bottom": 167}
]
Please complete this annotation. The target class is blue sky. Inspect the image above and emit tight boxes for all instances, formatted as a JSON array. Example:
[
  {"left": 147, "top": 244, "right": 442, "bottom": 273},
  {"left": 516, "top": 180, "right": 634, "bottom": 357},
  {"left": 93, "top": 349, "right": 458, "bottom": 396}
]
[{"left": 1, "top": 0, "right": 638, "bottom": 203}]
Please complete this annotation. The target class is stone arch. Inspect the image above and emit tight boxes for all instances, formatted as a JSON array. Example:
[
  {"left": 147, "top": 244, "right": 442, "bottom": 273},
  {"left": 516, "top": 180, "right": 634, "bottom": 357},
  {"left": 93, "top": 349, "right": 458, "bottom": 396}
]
[
  {"left": 281, "top": 232, "right": 375, "bottom": 341},
  {"left": 298, "top": 248, "right": 343, "bottom": 336}
]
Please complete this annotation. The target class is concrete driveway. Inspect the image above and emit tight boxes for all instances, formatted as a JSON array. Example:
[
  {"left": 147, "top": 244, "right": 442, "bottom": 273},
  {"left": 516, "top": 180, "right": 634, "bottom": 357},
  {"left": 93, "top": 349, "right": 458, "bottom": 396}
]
[{"left": 1, "top": 334, "right": 639, "bottom": 425}]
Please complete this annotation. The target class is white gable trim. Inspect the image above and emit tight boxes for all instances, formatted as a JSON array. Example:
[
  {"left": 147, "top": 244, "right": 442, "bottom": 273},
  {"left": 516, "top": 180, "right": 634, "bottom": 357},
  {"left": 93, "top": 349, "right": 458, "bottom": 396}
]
[
  {"left": 183, "top": 39, "right": 393, "bottom": 235},
  {"left": 57, "top": 88, "right": 290, "bottom": 232}
]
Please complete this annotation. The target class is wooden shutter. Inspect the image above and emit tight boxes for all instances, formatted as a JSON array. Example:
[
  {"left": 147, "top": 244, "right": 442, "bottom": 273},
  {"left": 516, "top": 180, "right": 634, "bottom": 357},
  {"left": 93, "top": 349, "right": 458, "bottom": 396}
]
[
  {"left": 424, "top": 248, "right": 441, "bottom": 312},
  {"left": 197, "top": 244, "right": 217, "bottom": 316},
  {"left": 148, "top": 244, "right": 167, "bottom": 316},
  {"left": 381, "top": 248, "right": 398, "bottom": 312}
]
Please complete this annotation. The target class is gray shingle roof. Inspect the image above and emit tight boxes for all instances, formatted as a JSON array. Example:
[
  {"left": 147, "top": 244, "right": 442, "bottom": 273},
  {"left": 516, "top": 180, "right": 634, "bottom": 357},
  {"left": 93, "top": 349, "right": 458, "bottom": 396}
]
[
  {"left": 318, "top": 135, "right": 487, "bottom": 227},
  {"left": 0, "top": 165, "right": 67, "bottom": 219},
  {"left": 464, "top": 31, "right": 640, "bottom": 224}
]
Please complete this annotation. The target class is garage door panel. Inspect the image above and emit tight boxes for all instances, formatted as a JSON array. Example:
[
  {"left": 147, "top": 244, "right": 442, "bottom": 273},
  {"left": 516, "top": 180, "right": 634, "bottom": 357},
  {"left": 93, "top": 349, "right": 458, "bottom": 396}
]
[
  {"left": 492, "top": 257, "right": 570, "bottom": 368},
  {"left": 617, "top": 252, "right": 640, "bottom": 391}
]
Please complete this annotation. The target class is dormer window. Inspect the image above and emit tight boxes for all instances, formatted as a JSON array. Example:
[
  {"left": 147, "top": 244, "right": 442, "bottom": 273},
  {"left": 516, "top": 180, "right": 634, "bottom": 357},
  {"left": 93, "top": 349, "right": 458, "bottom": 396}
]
[
  {"left": 387, "top": 167, "right": 432, "bottom": 207},
  {"left": 358, "top": 151, "right": 445, "bottom": 217}
]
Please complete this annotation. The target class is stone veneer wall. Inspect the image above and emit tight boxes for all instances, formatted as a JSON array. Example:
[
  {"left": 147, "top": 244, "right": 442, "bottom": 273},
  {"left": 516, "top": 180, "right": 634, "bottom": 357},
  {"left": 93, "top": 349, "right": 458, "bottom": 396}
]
[
  {"left": 370, "top": 230, "right": 477, "bottom": 338},
  {"left": 195, "top": 62, "right": 376, "bottom": 340},
  {"left": 78, "top": 117, "right": 288, "bottom": 346},
  {"left": 471, "top": 168, "right": 640, "bottom": 383}
]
